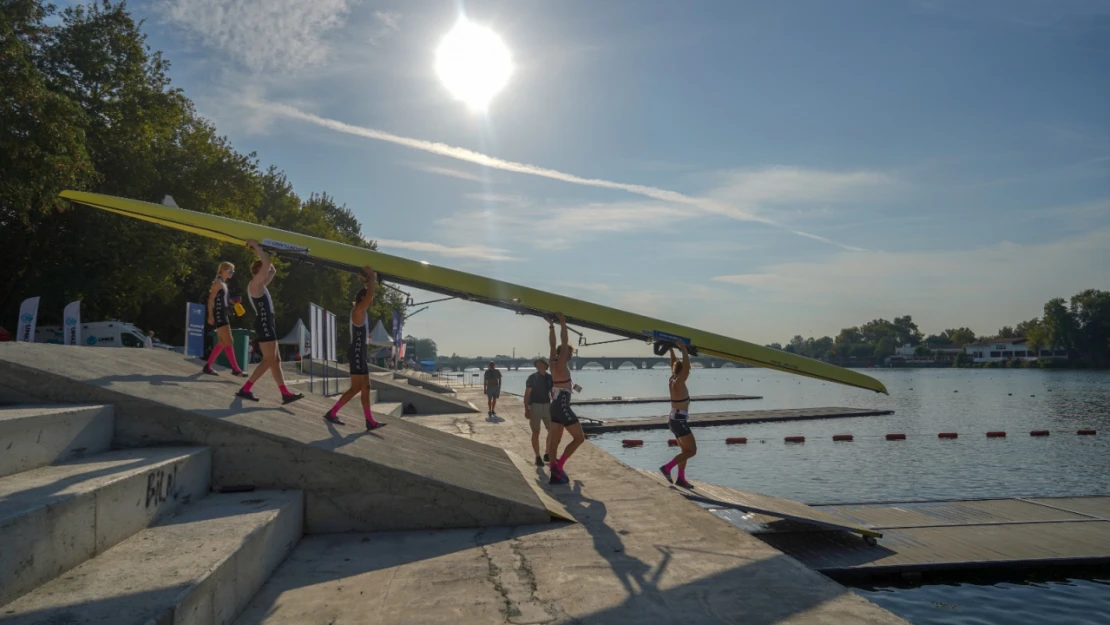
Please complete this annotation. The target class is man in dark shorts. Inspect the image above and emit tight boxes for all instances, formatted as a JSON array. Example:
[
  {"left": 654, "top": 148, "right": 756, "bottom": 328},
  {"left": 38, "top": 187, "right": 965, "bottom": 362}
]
[
  {"left": 236, "top": 240, "right": 303, "bottom": 404},
  {"left": 546, "top": 313, "right": 585, "bottom": 485},
  {"left": 524, "top": 357, "right": 554, "bottom": 467},
  {"left": 484, "top": 361, "right": 502, "bottom": 417}
]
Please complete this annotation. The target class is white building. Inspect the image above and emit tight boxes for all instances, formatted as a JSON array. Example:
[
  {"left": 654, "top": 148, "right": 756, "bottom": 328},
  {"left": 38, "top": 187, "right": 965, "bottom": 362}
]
[{"left": 964, "top": 338, "right": 1067, "bottom": 363}]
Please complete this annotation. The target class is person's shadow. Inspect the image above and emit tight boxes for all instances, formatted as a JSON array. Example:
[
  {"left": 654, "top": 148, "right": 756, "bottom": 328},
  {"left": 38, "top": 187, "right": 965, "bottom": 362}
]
[{"left": 560, "top": 480, "right": 663, "bottom": 597}]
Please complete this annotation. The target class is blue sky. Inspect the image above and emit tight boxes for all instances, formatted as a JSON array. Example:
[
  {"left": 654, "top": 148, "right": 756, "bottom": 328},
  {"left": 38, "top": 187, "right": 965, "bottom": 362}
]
[{"left": 130, "top": 0, "right": 1108, "bottom": 356}]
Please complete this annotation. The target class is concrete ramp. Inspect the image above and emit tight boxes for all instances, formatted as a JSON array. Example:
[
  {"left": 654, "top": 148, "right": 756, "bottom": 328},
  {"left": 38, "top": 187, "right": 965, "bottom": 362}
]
[
  {"left": 636, "top": 469, "right": 882, "bottom": 540},
  {"left": 0, "top": 343, "right": 554, "bottom": 533}
]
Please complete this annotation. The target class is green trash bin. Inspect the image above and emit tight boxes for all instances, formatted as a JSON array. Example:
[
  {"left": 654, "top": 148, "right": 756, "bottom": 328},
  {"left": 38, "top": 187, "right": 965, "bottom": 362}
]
[{"left": 209, "top": 328, "right": 251, "bottom": 369}]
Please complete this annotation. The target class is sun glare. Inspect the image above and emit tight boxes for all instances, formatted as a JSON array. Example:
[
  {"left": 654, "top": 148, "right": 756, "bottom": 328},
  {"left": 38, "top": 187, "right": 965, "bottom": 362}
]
[{"left": 435, "top": 18, "right": 512, "bottom": 111}]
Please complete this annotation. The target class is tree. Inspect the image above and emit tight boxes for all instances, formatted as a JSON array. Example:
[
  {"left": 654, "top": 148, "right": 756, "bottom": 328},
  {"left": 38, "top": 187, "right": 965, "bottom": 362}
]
[
  {"left": 997, "top": 326, "right": 1016, "bottom": 339},
  {"left": 1070, "top": 289, "right": 1110, "bottom": 366},
  {"left": 1041, "top": 298, "right": 1078, "bottom": 351},
  {"left": 874, "top": 337, "right": 896, "bottom": 359},
  {"left": 414, "top": 337, "right": 438, "bottom": 361},
  {"left": 942, "top": 328, "right": 977, "bottom": 346}
]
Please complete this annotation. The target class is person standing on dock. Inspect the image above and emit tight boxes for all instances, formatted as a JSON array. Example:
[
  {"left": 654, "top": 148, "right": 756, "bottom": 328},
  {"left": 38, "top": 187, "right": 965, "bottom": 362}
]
[
  {"left": 323, "top": 266, "right": 385, "bottom": 431},
  {"left": 202, "top": 261, "right": 247, "bottom": 377},
  {"left": 235, "top": 240, "right": 304, "bottom": 405},
  {"left": 660, "top": 341, "right": 696, "bottom": 489},
  {"left": 484, "top": 361, "right": 502, "bottom": 417},
  {"left": 547, "top": 313, "right": 585, "bottom": 485},
  {"left": 524, "top": 357, "right": 554, "bottom": 467}
]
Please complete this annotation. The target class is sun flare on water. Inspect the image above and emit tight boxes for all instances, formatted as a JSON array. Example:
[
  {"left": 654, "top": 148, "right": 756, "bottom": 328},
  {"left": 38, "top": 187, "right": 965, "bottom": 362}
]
[{"left": 435, "top": 18, "right": 512, "bottom": 111}]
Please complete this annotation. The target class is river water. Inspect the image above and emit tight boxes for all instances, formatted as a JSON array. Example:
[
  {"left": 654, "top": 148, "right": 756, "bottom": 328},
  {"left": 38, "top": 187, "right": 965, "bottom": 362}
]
[{"left": 485, "top": 365, "right": 1110, "bottom": 625}]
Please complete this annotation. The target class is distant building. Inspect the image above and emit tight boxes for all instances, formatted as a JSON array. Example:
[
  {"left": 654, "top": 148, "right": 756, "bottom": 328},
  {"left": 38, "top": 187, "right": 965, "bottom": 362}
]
[{"left": 964, "top": 337, "right": 1067, "bottom": 363}]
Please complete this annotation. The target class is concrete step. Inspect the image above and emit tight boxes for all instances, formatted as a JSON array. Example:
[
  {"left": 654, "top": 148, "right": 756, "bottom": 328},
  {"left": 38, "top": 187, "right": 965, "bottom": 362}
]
[
  {"left": 0, "top": 490, "right": 303, "bottom": 625},
  {"left": 0, "top": 446, "right": 212, "bottom": 607},
  {"left": 0, "top": 405, "right": 114, "bottom": 478}
]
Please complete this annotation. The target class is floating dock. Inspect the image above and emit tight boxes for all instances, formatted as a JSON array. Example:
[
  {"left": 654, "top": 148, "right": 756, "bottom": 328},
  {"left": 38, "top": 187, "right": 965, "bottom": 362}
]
[
  {"left": 640, "top": 474, "right": 1110, "bottom": 581},
  {"left": 582, "top": 406, "right": 894, "bottom": 433},
  {"left": 574, "top": 393, "right": 761, "bottom": 406}
]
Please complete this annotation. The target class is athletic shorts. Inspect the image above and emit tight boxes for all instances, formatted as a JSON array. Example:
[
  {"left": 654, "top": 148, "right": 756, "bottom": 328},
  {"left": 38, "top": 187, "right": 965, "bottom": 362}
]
[
  {"left": 255, "top": 318, "right": 278, "bottom": 343},
  {"left": 669, "top": 409, "right": 693, "bottom": 438},
  {"left": 348, "top": 343, "right": 369, "bottom": 375},
  {"left": 551, "top": 389, "right": 579, "bottom": 426},
  {"left": 528, "top": 402, "right": 552, "bottom": 433},
  {"left": 486, "top": 387, "right": 501, "bottom": 399}
]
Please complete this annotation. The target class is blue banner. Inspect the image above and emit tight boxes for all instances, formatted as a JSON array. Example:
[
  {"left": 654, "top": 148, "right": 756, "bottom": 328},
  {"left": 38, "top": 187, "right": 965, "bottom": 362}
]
[{"left": 186, "top": 303, "right": 206, "bottom": 357}]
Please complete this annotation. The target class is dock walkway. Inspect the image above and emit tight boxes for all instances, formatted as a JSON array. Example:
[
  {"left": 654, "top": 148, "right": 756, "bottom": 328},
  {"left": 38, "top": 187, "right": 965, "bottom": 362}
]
[
  {"left": 657, "top": 478, "right": 1110, "bottom": 581},
  {"left": 582, "top": 406, "right": 894, "bottom": 433},
  {"left": 574, "top": 393, "right": 760, "bottom": 405}
]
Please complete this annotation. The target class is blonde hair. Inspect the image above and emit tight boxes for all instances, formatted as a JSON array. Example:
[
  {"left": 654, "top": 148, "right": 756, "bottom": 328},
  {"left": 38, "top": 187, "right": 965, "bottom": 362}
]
[{"left": 216, "top": 261, "right": 235, "bottom": 278}]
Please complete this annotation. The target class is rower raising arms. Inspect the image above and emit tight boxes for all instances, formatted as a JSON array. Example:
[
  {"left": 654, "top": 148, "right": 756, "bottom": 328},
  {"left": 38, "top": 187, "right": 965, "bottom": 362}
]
[
  {"left": 661, "top": 341, "right": 697, "bottom": 488},
  {"left": 545, "top": 313, "right": 584, "bottom": 485}
]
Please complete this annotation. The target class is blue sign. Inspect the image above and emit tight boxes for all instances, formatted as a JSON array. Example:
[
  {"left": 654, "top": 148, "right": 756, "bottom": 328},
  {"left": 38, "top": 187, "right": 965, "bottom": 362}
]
[
  {"left": 651, "top": 330, "right": 691, "bottom": 345},
  {"left": 186, "top": 303, "right": 206, "bottom": 357}
]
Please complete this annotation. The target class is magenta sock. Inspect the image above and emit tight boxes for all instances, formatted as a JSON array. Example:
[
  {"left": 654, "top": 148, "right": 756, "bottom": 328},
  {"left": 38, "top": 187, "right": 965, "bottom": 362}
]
[
  {"left": 663, "top": 459, "right": 678, "bottom": 473},
  {"left": 224, "top": 345, "right": 244, "bottom": 373},
  {"left": 206, "top": 345, "right": 225, "bottom": 367},
  {"left": 678, "top": 466, "right": 687, "bottom": 481},
  {"left": 364, "top": 406, "right": 378, "bottom": 424},
  {"left": 557, "top": 454, "right": 569, "bottom": 469},
  {"left": 279, "top": 384, "right": 291, "bottom": 396},
  {"left": 329, "top": 399, "right": 349, "bottom": 416},
  {"left": 242, "top": 381, "right": 253, "bottom": 392}
]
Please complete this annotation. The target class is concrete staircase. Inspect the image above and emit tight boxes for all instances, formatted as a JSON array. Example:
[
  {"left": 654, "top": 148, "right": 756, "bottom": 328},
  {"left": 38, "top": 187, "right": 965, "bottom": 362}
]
[{"left": 0, "top": 404, "right": 302, "bottom": 624}]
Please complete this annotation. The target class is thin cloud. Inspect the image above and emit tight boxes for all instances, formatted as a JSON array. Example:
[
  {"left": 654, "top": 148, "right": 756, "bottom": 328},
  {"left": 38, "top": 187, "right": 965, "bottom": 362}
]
[
  {"left": 374, "top": 238, "right": 517, "bottom": 262},
  {"left": 161, "top": 0, "right": 358, "bottom": 72},
  {"left": 368, "top": 10, "right": 401, "bottom": 46},
  {"left": 258, "top": 101, "right": 881, "bottom": 251},
  {"left": 408, "top": 163, "right": 484, "bottom": 182}
]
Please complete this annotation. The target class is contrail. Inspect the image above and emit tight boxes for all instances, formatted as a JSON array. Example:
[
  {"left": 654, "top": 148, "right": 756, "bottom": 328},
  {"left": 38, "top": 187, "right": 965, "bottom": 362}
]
[{"left": 263, "top": 101, "right": 868, "bottom": 252}]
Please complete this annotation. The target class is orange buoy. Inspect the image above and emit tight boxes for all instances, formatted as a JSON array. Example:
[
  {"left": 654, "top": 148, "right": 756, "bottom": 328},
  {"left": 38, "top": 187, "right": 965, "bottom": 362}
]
[
  {"left": 833, "top": 434, "right": 854, "bottom": 441},
  {"left": 938, "top": 432, "right": 958, "bottom": 439},
  {"left": 1030, "top": 430, "right": 1050, "bottom": 437},
  {"left": 667, "top": 439, "right": 679, "bottom": 447},
  {"left": 886, "top": 433, "right": 906, "bottom": 440},
  {"left": 726, "top": 437, "right": 748, "bottom": 444},
  {"left": 785, "top": 436, "right": 805, "bottom": 443},
  {"left": 986, "top": 431, "right": 1006, "bottom": 438},
  {"left": 1078, "top": 429, "right": 1097, "bottom": 436},
  {"left": 622, "top": 439, "right": 644, "bottom": 447}
]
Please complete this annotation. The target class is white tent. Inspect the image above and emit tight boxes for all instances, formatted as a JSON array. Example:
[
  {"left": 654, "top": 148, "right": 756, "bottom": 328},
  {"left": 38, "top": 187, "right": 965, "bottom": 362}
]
[
  {"left": 278, "top": 318, "right": 308, "bottom": 346},
  {"left": 369, "top": 320, "right": 393, "bottom": 348}
]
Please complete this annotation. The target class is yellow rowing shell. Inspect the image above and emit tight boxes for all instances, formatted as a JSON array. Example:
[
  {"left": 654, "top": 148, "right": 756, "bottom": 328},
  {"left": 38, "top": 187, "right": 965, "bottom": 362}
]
[{"left": 61, "top": 190, "right": 888, "bottom": 394}]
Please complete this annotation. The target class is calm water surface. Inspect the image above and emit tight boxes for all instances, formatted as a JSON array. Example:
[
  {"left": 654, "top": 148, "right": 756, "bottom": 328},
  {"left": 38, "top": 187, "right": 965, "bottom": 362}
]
[{"left": 487, "top": 366, "right": 1110, "bottom": 625}]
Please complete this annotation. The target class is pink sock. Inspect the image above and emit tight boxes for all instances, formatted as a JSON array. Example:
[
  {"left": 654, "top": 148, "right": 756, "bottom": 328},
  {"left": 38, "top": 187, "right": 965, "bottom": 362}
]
[
  {"left": 557, "top": 454, "right": 569, "bottom": 469},
  {"left": 224, "top": 346, "right": 244, "bottom": 373},
  {"left": 242, "top": 381, "right": 253, "bottom": 392},
  {"left": 328, "top": 399, "right": 349, "bottom": 417},
  {"left": 663, "top": 459, "right": 678, "bottom": 473},
  {"left": 678, "top": 466, "right": 687, "bottom": 481},
  {"left": 364, "top": 406, "right": 378, "bottom": 425},
  {"left": 206, "top": 345, "right": 225, "bottom": 368},
  {"left": 279, "top": 385, "right": 291, "bottom": 396}
]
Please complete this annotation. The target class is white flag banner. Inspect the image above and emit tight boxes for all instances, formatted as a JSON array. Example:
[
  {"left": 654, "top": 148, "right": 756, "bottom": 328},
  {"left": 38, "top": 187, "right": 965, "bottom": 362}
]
[
  {"left": 326, "top": 311, "right": 337, "bottom": 362},
  {"left": 63, "top": 300, "right": 81, "bottom": 346},
  {"left": 309, "top": 304, "right": 322, "bottom": 359},
  {"left": 16, "top": 297, "right": 40, "bottom": 343}
]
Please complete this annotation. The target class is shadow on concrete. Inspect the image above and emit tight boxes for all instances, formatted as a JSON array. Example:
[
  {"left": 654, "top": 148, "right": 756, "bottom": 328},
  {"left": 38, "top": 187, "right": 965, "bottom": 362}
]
[
  {"left": 84, "top": 372, "right": 223, "bottom": 388},
  {"left": 0, "top": 456, "right": 150, "bottom": 511}
]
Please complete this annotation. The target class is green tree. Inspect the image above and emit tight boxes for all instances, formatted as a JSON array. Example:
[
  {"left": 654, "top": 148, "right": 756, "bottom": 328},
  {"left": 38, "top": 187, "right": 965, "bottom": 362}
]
[
  {"left": 1041, "top": 298, "right": 1078, "bottom": 352},
  {"left": 997, "top": 326, "right": 1016, "bottom": 339},
  {"left": 1070, "top": 289, "right": 1110, "bottom": 366},
  {"left": 942, "top": 328, "right": 977, "bottom": 346}
]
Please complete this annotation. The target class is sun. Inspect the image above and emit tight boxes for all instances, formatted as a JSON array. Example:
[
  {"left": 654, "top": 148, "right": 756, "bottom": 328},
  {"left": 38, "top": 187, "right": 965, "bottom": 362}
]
[{"left": 435, "top": 18, "right": 512, "bottom": 111}]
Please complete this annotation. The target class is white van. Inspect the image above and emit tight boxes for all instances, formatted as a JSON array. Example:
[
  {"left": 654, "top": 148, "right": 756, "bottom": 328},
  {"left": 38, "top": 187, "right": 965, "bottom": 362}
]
[{"left": 36, "top": 320, "right": 150, "bottom": 348}]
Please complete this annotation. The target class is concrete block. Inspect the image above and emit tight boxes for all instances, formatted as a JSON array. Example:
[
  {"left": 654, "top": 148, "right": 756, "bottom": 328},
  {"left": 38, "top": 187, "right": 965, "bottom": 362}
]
[
  {"left": 0, "top": 446, "right": 211, "bottom": 606},
  {"left": 0, "top": 344, "right": 555, "bottom": 535},
  {"left": 0, "top": 490, "right": 303, "bottom": 625},
  {"left": 0, "top": 405, "right": 115, "bottom": 478}
]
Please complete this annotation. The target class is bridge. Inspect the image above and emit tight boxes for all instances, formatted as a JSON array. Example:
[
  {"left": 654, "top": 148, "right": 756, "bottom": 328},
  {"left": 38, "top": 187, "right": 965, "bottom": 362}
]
[{"left": 435, "top": 356, "right": 740, "bottom": 371}]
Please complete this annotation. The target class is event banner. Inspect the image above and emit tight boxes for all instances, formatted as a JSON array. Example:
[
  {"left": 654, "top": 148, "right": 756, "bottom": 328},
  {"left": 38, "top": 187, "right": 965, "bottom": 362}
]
[
  {"left": 309, "top": 303, "right": 337, "bottom": 361},
  {"left": 63, "top": 300, "right": 81, "bottom": 346},
  {"left": 185, "top": 303, "right": 206, "bottom": 357},
  {"left": 16, "top": 297, "right": 40, "bottom": 343}
]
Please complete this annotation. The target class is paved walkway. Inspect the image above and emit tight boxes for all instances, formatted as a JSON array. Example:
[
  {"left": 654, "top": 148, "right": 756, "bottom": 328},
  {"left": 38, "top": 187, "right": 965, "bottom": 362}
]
[{"left": 238, "top": 389, "right": 909, "bottom": 625}]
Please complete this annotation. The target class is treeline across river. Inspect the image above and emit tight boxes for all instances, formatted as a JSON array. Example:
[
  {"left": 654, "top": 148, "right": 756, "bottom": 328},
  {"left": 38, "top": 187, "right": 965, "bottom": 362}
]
[{"left": 1, "top": 1, "right": 406, "bottom": 347}]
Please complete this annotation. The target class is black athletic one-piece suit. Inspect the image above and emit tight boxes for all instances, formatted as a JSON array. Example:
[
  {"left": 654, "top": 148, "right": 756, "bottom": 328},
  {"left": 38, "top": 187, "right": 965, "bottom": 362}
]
[
  {"left": 349, "top": 310, "right": 369, "bottom": 375},
  {"left": 212, "top": 280, "right": 230, "bottom": 329},
  {"left": 249, "top": 286, "right": 278, "bottom": 343}
]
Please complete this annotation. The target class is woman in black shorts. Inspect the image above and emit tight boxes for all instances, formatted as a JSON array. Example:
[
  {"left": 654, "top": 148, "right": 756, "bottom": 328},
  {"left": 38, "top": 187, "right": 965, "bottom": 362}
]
[
  {"left": 202, "top": 261, "right": 247, "bottom": 377},
  {"left": 235, "top": 240, "right": 303, "bottom": 404},
  {"left": 660, "top": 341, "right": 696, "bottom": 489},
  {"left": 323, "top": 266, "right": 385, "bottom": 430}
]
